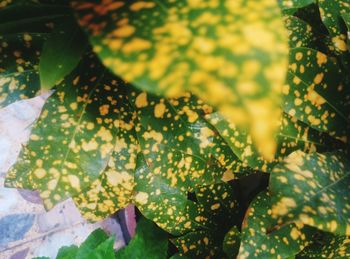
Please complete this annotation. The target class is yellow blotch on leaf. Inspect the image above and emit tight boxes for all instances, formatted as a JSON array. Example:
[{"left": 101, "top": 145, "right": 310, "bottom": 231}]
[
  {"left": 135, "top": 92, "right": 148, "bottom": 108},
  {"left": 135, "top": 191, "right": 149, "bottom": 205},
  {"left": 154, "top": 103, "right": 166, "bottom": 118}
]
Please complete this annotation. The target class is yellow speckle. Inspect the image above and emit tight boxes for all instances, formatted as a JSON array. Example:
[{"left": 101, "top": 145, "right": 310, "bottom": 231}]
[
  {"left": 290, "top": 227, "right": 300, "bottom": 240},
  {"left": 313, "top": 73, "right": 324, "bottom": 84},
  {"left": 123, "top": 38, "right": 151, "bottom": 53},
  {"left": 130, "top": 1, "right": 155, "bottom": 11},
  {"left": 295, "top": 52, "right": 303, "bottom": 61},
  {"left": 211, "top": 203, "right": 220, "bottom": 210},
  {"left": 34, "top": 168, "right": 46, "bottom": 179},
  {"left": 135, "top": 92, "right": 148, "bottom": 108},
  {"left": 316, "top": 51, "right": 327, "bottom": 66},
  {"left": 112, "top": 25, "right": 135, "bottom": 38},
  {"left": 99, "top": 104, "right": 110, "bottom": 116},
  {"left": 154, "top": 103, "right": 166, "bottom": 118},
  {"left": 68, "top": 175, "right": 80, "bottom": 190},
  {"left": 135, "top": 192, "right": 149, "bottom": 205}
]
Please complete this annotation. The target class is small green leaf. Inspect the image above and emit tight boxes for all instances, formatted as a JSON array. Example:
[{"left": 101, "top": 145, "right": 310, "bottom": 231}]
[
  {"left": 115, "top": 217, "right": 168, "bottom": 259},
  {"left": 56, "top": 245, "right": 79, "bottom": 259},
  {"left": 49, "top": 229, "right": 115, "bottom": 259},
  {"left": 270, "top": 150, "right": 350, "bottom": 235},
  {"left": 238, "top": 191, "right": 314, "bottom": 258},
  {"left": 223, "top": 225, "right": 240, "bottom": 258},
  {"left": 39, "top": 16, "right": 88, "bottom": 90}
]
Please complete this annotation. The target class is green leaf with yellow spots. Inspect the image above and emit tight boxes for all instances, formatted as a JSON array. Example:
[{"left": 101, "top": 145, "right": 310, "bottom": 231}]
[
  {"left": 0, "top": 33, "right": 46, "bottom": 108},
  {"left": 318, "top": 0, "right": 350, "bottom": 54},
  {"left": 72, "top": 88, "right": 246, "bottom": 234},
  {"left": 223, "top": 225, "right": 240, "bottom": 257},
  {"left": 285, "top": 47, "right": 350, "bottom": 142},
  {"left": 5, "top": 52, "right": 121, "bottom": 209},
  {"left": 206, "top": 111, "right": 337, "bottom": 171},
  {"left": 297, "top": 232, "right": 350, "bottom": 258},
  {"left": 285, "top": 15, "right": 333, "bottom": 55},
  {"left": 342, "top": 13, "right": 350, "bottom": 50},
  {"left": 237, "top": 191, "right": 314, "bottom": 259},
  {"left": 72, "top": 0, "right": 289, "bottom": 161},
  {"left": 39, "top": 15, "right": 88, "bottom": 90},
  {"left": 6, "top": 50, "right": 244, "bottom": 234},
  {"left": 270, "top": 150, "right": 350, "bottom": 236},
  {"left": 171, "top": 183, "right": 240, "bottom": 258},
  {"left": 279, "top": 0, "right": 315, "bottom": 11}
]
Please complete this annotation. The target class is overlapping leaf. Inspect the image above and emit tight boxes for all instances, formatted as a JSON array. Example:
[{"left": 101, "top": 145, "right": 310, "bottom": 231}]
[
  {"left": 72, "top": 0, "right": 289, "bottom": 160},
  {"left": 270, "top": 150, "right": 350, "bottom": 235},
  {"left": 207, "top": 111, "right": 336, "bottom": 171},
  {"left": 284, "top": 47, "right": 350, "bottom": 142},
  {"left": 279, "top": 0, "right": 315, "bottom": 11},
  {"left": 0, "top": 3, "right": 71, "bottom": 34},
  {"left": 39, "top": 16, "right": 88, "bottom": 89},
  {"left": 237, "top": 191, "right": 314, "bottom": 259},
  {"left": 5, "top": 53, "right": 121, "bottom": 209},
  {"left": 171, "top": 183, "right": 240, "bottom": 258},
  {"left": 6, "top": 51, "right": 245, "bottom": 235},
  {"left": 298, "top": 232, "right": 350, "bottom": 258},
  {"left": 318, "top": 0, "right": 350, "bottom": 54},
  {"left": 223, "top": 225, "right": 241, "bottom": 257},
  {"left": 73, "top": 87, "right": 245, "bottom": 233},
  {"left": 0, "top": 33, "right": 45, "bottom": 108}
]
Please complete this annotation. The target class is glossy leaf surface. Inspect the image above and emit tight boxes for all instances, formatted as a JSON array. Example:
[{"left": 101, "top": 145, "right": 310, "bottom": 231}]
[
  {"left": 270, "top": 150, "right": 350, "bottom": 235},
  {"left": 72, "top": 0, "right": 289, "bottom": 160},
  {"left": 238, "top": 191, "right": 314, "bottom": 259}
]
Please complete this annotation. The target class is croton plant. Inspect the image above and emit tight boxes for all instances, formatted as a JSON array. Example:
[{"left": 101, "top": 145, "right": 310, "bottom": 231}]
[{"left": 1, "top": 0, "right": 350, "bottom": 258}]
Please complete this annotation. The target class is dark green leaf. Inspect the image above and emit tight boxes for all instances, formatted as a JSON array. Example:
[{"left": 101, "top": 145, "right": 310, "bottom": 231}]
[
  {"left": 297, "top": 232, "right": 350, "bottom": 258},
  {"left": 223, "top": 225, "right": 240, "bottom": 258},
  {"left": 0, "top": 33, "right": 45, "bottom": 108},
  {"left": 171, "top": 183, "right": 240, "bottom": 258},
  {"left": 39, "top": 16, "right": 88, "bottom": 89},
  {"left": 0, "top": 3, "right": 71, "bottom": 34},
  {"left": 115, "top": 217, "right": 168, "bottom": 259},
  {"left": 270, "top": 150, "right": 350, "bottom": 235}
]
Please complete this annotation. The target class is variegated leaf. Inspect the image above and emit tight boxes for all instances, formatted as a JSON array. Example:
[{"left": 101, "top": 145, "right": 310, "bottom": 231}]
[
  {"left": 285, "top": 47, "right": 350, "bottom": 142},
  {"left": 72, "top": 0, "right": 289, "bottom": 160},
  {"left": 207, "top": 111, "right": 336, "bottom": 171},
  {"left": 171, "top": 183, "right": 240, "bottom": 258},
  {"left": 270, "top": 150, "right": 350, "bottom": 235},
  {"left": 237, "top": 191, "right": 314, "bottom": 259},
  {"left": 297, "top": 232, "right": 350, "bottom": 258},
  {"left": 0, "top": 33, "right": 45, "bottom": 108}
]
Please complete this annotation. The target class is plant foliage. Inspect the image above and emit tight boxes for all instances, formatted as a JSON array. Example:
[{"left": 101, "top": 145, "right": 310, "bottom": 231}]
[{"left": 1, "top": 0, "right": 350, "bottom": 258}]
